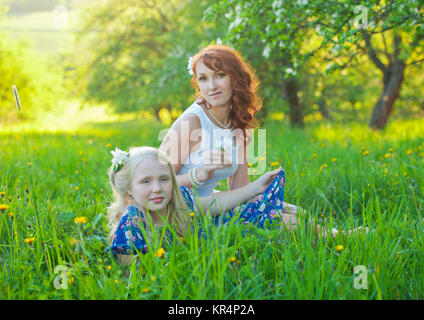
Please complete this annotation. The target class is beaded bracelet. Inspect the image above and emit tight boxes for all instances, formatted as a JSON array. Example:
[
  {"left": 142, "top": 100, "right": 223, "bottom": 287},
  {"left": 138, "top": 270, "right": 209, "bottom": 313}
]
[{"left": 189, "top": 168, "right": 204, "bottom": 187}]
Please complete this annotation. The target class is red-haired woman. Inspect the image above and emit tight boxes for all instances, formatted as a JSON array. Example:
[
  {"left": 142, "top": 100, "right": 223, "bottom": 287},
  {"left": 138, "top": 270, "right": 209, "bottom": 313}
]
[{"left": 159, "top": 44, "right": 300, "bottom": 216}]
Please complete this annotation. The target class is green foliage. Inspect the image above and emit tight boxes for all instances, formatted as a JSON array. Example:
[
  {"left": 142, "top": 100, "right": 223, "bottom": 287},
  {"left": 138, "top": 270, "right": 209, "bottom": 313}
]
[
  {"left": 67, "top": 0, "right": 229, "bottom": 114},
  {"left": 0, "top": 35, "right": 65, "bottom": 122}
]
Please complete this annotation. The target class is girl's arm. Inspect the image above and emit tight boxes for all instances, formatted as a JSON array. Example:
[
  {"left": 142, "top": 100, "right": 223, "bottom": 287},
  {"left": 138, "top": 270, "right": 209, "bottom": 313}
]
[{"left": 195, "top": 167, "right": 283, "bottom": 216}]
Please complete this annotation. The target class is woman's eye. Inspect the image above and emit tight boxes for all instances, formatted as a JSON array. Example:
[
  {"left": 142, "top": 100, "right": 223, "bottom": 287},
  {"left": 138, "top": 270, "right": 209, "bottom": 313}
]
[
  {"left": 199, "top": 77, "right": 206, "bottom": 81},
  {"left": 218, "top": 73, "right": 225, "bottom": 78}
]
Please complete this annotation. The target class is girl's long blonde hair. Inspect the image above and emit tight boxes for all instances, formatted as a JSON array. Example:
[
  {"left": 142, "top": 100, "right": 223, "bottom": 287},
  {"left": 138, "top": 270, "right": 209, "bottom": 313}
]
[{"left": 107, "top": 146, "right": 189, "bottom": 244}]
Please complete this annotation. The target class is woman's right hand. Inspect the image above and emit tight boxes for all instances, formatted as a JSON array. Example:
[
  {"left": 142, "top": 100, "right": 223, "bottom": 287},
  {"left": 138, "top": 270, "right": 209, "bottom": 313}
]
[{"left": 197, "top": 149, "right": 233, "bottom": 182}]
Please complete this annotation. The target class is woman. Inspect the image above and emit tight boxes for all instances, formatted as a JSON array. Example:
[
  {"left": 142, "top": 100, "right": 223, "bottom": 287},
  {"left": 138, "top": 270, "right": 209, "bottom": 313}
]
[{"left": 159, "top": 44, "right": 299, "bottom": 214}]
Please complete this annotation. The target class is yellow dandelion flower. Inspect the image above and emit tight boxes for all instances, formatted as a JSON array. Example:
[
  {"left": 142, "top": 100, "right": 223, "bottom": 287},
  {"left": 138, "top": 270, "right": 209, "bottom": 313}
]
[
  {"left": 273, "top": 214, "right": 279, "bottom": 219},
  {"left": 385, "top": 153, "right": 391, "bottom": 158},
  {"left": 321, "top": 143, "right": 327, "bottom": 148},
  {"left": 335, "top": 245, "right": 343, "bottom": 251},
  {"left": 0, "top": 192, "right": 5, "bottom": 198},
  {"left": 403, "top": 172, "right": 407, "bottom": 177},
  {"left": 74, "top": 216, "right": 87, "bottom": 224},
  {"left": 68, "top": 277, "right": 75, "bottom": 285},
  {"left": 75, "top": 186, "right": 79, "bottom": 191},
  {"left": 115, "top": 280, "right": 119, "bottom": 284},
  {"left": 388, "top": 148, "right": 393, "bottom": 153},
  {"left": 106, "top": 265, "right": 112, "bottom": 271},
  {"left": 142, "top": 288, "right": 149, "bottom": 293},
  {"left": 300, "top": 173, "right": 304, "bottom": 177},
  {"left": 155, "top": 248, "right": 165, "bottom": 258},
  {"left": 179, "top": 236, "right": 185, "bottom": 243},
  {"left": 24, "top": 237, "right": 35, "bottom": 244},
  {"left": 70, "top": 237, "right": 77, "bottom": 246},
  {"left": 312, "top": 153, "right": 318, "bottom": 158},
  {"left": 406, "top": 149, "right": 412, "bottom": 155},
  {"left": 362, "top": 150, "right": 369, "bottom": 156},
  {"left": 331, "top": 158, "right": 337, "bottom": 163},
  {"left": 189, "top": 212, "right": 195, "bottom": 217},
  {"left": 0, "top": 204, "right": 9, "bottom": 212},
  {"left": 106, "top": 143, "right": 112, "bottom": 148},
  {"left": 230, "top": 257, "right": 236, "bottom": 263},
  {"left": 151, "top": 276, "right": 156, "bottom": 281},
  {"left": 360, "top": 146, "right": 366, "bottom": 152},
  {"left": 248, "top": 163, "right": 253, "bottom": 167},
  {"left": 8, "top": 212, "right": 14, "bottom": 219}
]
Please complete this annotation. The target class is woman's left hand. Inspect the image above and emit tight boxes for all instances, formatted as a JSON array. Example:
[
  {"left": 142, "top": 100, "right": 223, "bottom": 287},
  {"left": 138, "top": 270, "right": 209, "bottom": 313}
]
[{"left": 253, "top": 167, "right": 283, "bottom": 195}]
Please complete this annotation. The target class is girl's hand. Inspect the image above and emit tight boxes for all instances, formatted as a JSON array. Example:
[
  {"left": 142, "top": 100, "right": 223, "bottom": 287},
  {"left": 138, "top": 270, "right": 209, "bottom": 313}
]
[{"left": 253, "top": 167, "right": 283, "bottom": 196}]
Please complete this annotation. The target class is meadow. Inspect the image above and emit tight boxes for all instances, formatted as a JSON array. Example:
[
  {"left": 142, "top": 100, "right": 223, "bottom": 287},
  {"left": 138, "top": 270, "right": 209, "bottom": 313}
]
[{"left": 0, "top": 112, "right": 423, "bottom": 300}]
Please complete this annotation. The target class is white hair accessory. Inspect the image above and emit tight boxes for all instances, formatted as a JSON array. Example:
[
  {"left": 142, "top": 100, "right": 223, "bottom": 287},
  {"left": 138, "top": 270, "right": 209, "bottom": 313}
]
[
  {"left": 187, "top": 56, "right": 194, "bottom": 75},
  {"left": 111, "top": 147, "right": 129, "bottom": 172}
]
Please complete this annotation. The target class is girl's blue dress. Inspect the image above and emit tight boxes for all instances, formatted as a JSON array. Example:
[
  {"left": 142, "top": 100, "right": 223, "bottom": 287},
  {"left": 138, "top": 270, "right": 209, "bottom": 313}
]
[{"left": 107, "top": 170, "right": 285, "bottom": 258}]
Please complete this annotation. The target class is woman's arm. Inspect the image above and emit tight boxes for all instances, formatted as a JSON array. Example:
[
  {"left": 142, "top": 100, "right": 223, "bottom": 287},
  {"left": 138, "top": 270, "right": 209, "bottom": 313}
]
[
  {"left": 159, "top": 114, "right": 202, "bottom": 188},
  {"left": 196, "top": 167, "right": 283, "bottom": 216}
]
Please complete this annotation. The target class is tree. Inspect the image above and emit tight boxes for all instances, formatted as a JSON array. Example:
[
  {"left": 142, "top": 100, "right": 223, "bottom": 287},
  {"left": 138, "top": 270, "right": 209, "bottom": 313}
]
[
  {"left": 206, "top": 0, "right": 424, "bottom": 129},
  {"left": 67, "top": 0, "right": 228, "bottom": 119}
]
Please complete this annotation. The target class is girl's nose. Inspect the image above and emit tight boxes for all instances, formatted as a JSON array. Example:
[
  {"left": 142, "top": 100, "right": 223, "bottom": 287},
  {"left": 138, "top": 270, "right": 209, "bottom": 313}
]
[{"left": 151, "top": 180, "right": 162, "bottom": 192}]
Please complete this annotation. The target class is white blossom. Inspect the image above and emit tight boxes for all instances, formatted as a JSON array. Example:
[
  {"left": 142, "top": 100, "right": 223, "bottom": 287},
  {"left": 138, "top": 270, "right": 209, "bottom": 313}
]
[
  {"left": 187, "top": 56, "right": 194, "bottom": 75},
  {"left": 263, "top": 44, "right": 271, "bottom": 58},
  {"left": 111, "top": 147, "right": 129, "bottom": 170}
]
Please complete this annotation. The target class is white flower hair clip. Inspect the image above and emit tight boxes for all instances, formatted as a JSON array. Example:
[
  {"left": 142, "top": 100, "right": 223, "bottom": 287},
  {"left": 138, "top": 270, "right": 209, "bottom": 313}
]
[
  {"left": 111, "top": 147, "right": 129, "bottom": 172},
  {"left": 187, "top": 56, "right": 194, "bottom": 75}
]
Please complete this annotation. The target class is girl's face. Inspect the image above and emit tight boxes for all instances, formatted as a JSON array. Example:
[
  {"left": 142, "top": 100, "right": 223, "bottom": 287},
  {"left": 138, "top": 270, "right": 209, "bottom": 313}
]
[
  {"left": 196, "top": 58, "right": 232, "bottom": 109},
  {"left": 128, "top": 158, "right": 173, "bottom": 216}
]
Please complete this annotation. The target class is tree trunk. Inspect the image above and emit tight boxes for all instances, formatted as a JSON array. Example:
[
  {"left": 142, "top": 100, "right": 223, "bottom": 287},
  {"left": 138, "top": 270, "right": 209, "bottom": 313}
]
[
  {"left": 317, "top": 93, "right": 332, "bottom": 120},
  {"left": 369, "top": 59, "right": 405, "bottom": 130},
  {"left": 285, "top": 78, "right": 304, "bottom": 127}
]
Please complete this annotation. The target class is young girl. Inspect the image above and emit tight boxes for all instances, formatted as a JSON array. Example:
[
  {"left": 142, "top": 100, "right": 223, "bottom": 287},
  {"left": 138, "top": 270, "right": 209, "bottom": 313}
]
[{"left": 106, "top": 146, "right": 367, "bottom": 266}]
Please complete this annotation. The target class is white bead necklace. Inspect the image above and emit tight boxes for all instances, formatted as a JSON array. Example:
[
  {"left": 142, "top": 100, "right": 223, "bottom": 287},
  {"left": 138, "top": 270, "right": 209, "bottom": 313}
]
[{"left": 206, "top": 102, "right": 232, "bottom": 129}]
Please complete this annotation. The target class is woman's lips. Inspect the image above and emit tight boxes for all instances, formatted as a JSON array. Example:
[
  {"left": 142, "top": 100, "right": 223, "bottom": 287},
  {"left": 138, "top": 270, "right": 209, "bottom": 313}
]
[
  {"left": 210, "top": 92, "right": 222, "bottom": 97},
  {"left": 150, "top": 197, "right": 164, "bottom": 203}
]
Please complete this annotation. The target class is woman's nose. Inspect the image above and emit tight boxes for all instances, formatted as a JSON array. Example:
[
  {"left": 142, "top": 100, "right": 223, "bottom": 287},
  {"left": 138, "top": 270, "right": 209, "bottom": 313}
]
[{"left": 208, "top": 78, "right": 217, "bottom": 89}]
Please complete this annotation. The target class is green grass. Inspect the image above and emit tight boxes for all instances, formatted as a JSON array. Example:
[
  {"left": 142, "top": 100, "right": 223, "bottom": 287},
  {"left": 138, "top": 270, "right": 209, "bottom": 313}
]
[{"left": 0, "top": 114, "right": 423, "bottom": 299}]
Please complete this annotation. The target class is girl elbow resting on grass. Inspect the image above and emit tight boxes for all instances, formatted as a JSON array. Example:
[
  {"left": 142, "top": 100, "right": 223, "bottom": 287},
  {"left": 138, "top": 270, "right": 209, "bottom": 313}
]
[{"left": 105, "top": 146, "right": 367, "bottom": 267}]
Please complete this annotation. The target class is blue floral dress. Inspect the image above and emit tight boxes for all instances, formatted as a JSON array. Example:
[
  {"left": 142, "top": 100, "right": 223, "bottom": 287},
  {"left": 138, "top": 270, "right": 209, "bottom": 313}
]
[{"left": 107, "top": 169, "right": 285, "bottom": 258}]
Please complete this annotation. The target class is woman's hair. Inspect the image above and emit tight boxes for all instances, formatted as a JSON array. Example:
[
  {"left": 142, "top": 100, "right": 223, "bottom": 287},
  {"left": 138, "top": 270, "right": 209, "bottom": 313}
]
[
  {"left": 107, "top": 146, "right": 189, "bottom": 244},
  {"left": 190, "top": 44, "right": 262, "bottom": 133}
]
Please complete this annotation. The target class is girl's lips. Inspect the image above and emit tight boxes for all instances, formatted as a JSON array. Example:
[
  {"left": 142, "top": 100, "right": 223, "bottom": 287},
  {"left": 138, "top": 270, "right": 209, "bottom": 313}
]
[{"left": 150, "top": 197, "right": 164, "bottom": 203}]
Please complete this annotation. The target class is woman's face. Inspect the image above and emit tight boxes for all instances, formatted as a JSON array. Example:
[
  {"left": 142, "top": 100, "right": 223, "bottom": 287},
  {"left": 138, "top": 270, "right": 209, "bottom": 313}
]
[
  {"left": 128, "top": 158, "right": 173, "bottom": 216},
  {"left": 196, "top": 58, "right": 232, "bottom": 109}
]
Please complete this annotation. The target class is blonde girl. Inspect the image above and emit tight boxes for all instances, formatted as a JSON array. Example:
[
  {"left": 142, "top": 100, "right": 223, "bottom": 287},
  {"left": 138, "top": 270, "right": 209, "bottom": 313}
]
[{"left": 106, "top": 146, "right": 367, "bottom": 266}]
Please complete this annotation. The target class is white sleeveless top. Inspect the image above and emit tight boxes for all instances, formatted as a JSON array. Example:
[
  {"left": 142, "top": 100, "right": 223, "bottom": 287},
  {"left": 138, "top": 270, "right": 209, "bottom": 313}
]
[{"left": 178, "top": 101, "right": 238, "bottom": 197}]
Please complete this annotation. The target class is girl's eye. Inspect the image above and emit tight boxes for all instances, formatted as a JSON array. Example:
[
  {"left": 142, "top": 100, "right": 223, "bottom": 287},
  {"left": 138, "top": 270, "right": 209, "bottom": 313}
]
[
  {"left": 142, "top": 180, "right": 150, "bottom": 184},
  {"left": 161, "top": 177, "right": 170, "bottom": 182}
]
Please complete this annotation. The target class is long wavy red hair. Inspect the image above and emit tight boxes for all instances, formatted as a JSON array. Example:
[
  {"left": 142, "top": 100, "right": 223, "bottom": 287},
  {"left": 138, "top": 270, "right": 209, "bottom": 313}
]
[{"left": 190, "top": 45, "right": 262, "bottom": 134}]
